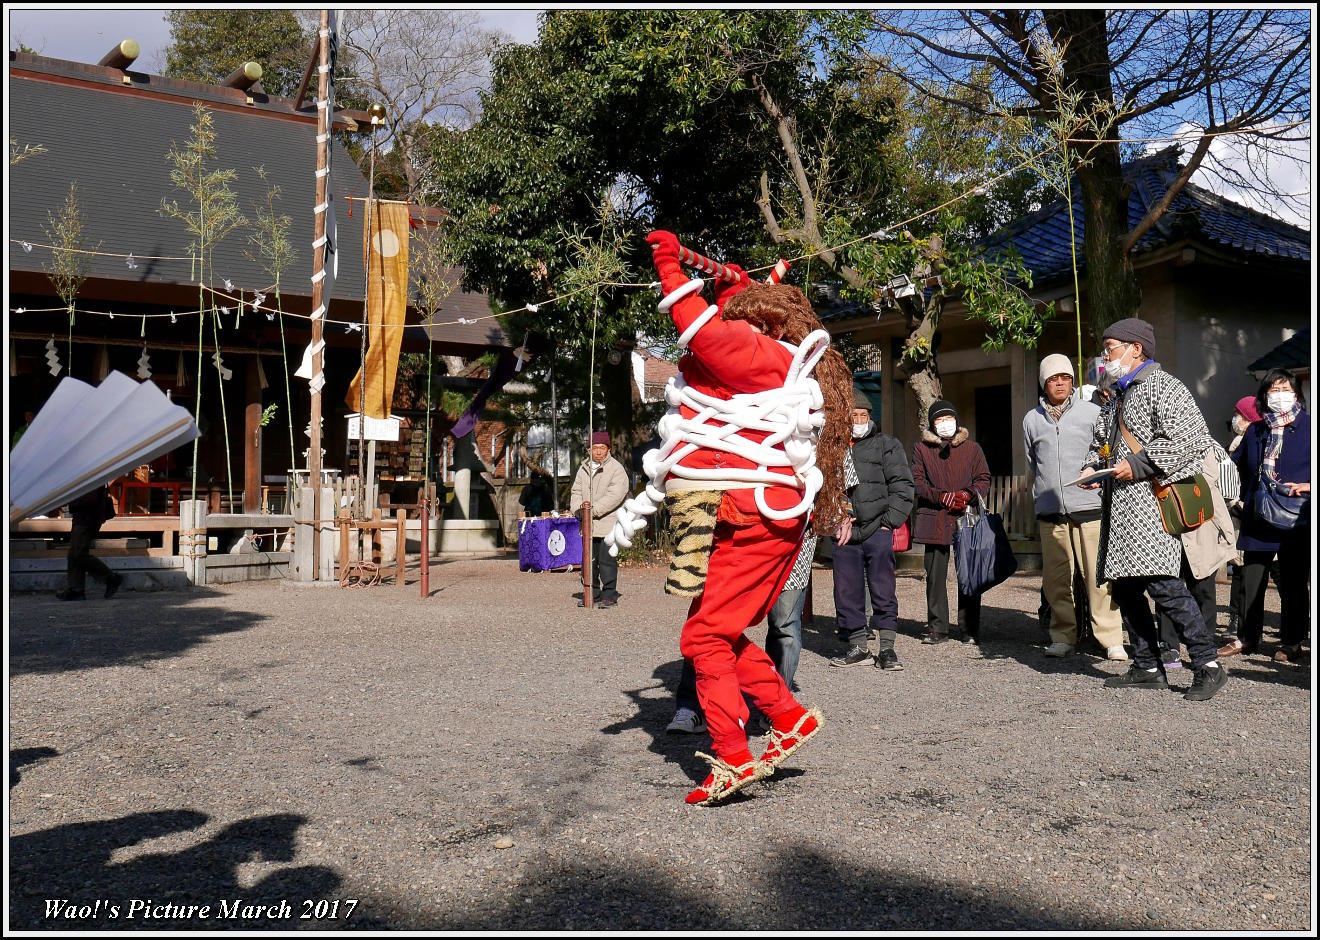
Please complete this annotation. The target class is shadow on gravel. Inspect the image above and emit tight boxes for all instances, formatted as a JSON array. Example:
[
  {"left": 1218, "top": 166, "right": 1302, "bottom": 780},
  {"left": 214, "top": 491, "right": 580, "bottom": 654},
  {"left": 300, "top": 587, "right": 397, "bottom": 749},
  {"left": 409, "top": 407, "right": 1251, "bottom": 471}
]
[
  {"left": 602, "top": 662, "right": 710, "bottom": 784},
  {"left": 9, "top": 589, "right": 267, "bottom": 677},
  {"left": 432, "top": 843, "right": 1140, "bottom": 931},
  {"left": 10, "top": 747, "right": 59, "bottom": 789},
  {"left": 8, "top": 809, "right": 352, "bottom": 930}
]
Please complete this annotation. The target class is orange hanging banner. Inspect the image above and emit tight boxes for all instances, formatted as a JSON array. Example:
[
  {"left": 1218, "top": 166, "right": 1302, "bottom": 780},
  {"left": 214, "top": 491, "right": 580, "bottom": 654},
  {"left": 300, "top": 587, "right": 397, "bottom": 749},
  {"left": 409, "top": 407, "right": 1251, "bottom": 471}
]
[{"left": 347, "top": 198, "right": 410, "bottom": 418}]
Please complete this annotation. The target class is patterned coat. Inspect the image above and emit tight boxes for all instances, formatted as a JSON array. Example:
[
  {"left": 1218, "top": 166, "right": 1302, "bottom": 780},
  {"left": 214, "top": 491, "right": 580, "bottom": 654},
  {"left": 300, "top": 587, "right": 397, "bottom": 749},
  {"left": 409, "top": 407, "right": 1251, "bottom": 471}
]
[{"left": 1084, "top": 363, "right": 1217, "bottom": 581}]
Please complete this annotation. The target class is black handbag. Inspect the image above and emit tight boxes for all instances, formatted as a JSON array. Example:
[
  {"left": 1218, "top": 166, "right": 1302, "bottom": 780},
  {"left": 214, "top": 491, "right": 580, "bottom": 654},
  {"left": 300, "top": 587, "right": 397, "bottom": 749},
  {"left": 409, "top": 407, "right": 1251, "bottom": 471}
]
[{"left": 1251, "top": 468, "right": 1307, "bottom": 530}]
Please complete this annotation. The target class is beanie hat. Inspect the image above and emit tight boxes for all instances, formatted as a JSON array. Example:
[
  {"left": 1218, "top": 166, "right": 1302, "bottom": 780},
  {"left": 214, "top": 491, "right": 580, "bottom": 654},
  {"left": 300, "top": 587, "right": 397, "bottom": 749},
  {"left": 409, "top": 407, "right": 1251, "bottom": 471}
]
[
  {"left": 852, "top": 388, "right": 873, "bottom": 411},
  {"left": 590, "top": 431, "right": 610, "bottom": 446},
  {"left": 928, "top": 399, "right": 957, "bottom": 430},
  {"left": 1101, "top": 317, "right": 1156, "bottom": 358},
  {"left": 1038, "top": 353, "right": 1075, "bottom": 388},
  {"left": 1234, "top": 395, "right": 1262, "bottom": 423}
]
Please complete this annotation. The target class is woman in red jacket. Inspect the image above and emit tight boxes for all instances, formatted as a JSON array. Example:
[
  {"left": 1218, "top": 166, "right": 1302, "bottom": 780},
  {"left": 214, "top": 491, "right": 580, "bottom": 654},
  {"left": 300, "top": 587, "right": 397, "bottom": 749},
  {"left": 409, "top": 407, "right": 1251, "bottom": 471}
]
[
  {"left": 634, "top": 230, "right": 852, "bottom": 805},
  {"left": 912, "top": 400, "right": 991, "bottom": 644}
]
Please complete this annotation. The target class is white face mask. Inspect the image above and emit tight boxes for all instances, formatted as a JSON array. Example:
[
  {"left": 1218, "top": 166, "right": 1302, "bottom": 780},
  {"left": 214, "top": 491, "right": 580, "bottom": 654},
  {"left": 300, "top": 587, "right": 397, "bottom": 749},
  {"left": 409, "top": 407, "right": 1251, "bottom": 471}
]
[
  {"left": 852, "top": 422, "right": 870, "bottom": 439},
  {"left": 934, "top": 419, "right": 956, "bottom": 440},
  {"left": 1231, "top": 416, "right": 1248, "bottom": 437},
  {"left": 1267, "top": 391, "right": 1296, "bottom": 414}
]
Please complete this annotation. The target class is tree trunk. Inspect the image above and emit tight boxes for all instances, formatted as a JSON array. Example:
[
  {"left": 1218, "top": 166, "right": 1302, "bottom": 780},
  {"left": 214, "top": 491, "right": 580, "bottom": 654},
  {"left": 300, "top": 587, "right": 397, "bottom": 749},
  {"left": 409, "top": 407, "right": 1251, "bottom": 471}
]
[
  {"left": 1045, "top": 8, "right": 1143, "bottom": 334},
  {"left": 903, "top": 297, "right": 944, "bottom": 430}
]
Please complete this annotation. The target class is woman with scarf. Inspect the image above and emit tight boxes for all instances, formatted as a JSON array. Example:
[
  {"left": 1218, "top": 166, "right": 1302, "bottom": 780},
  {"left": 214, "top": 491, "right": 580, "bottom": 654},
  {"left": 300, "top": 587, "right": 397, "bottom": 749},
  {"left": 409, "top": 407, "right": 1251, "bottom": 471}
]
[{"left": 1219, "top": 369, "right": 1311, "bottom": 664}]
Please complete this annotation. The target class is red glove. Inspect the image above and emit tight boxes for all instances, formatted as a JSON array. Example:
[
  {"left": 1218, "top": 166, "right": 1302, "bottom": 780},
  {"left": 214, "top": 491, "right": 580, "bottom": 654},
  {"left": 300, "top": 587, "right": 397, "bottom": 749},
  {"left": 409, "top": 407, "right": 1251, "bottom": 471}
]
[
  {"left": 940, "top": 491, "right": 958, "bottom": 510},
  {"left": 645, "top": 230, "right": 689, "bottom": 294},
  {"left": 714, "top": 263, "right": 750, "bottom": 313},
  {"left": 951, "top": 490, "right": 971, "bottom": 511}
]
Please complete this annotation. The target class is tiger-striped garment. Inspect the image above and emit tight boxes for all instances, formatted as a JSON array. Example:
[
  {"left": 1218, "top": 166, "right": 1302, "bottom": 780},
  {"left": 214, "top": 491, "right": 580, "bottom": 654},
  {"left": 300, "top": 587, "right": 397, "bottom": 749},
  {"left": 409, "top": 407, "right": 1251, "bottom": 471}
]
[{"left": 663, "top": 489, "right": 722, "bottom": 597}]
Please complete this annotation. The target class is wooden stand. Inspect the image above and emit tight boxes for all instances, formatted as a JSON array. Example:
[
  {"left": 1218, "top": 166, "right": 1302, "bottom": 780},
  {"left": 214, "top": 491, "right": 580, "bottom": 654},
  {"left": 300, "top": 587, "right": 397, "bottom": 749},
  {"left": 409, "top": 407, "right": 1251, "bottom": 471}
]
[{"left": 336, "top": 507, "right": 407, "bottom": 587}]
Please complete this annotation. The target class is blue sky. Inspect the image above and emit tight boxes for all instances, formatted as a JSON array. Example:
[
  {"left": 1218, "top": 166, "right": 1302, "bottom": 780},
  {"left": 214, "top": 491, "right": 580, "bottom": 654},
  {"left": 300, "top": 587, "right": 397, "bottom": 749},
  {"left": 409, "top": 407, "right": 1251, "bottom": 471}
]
[{"left": 7, "top": 7, "right": 542, "bottom": 69}]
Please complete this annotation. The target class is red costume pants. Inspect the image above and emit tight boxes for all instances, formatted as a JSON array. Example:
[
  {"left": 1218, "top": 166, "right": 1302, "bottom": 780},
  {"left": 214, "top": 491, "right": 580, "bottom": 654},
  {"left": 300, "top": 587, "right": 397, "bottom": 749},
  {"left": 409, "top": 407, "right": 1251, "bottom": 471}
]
[{"left": 679, "top": 488, "right": 805, "bottom": 758}]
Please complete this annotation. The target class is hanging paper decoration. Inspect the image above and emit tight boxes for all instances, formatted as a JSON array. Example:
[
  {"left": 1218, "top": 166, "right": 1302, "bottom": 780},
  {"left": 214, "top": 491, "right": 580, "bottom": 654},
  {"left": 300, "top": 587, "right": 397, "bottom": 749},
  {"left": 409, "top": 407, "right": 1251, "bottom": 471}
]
[
  {"left": 45, "top": 339, "right": 62, "bottom": 377},
  {"left": 136, "top": 347, "right": 152, "bottom": 380},
  {"left": 175, "top": 352, "right": 187, "bottom": 387},
  {"left": 212, "top": 349, "right": 232, "bottom": 381},
  {"left": 224, "top": 279, "right": 234, "bottom": 292},
  {"left": 21, "top": 241, "right": 33, "bottom": 253},
  {"left": 253, "top": 291, "right": 266, "bottom": 311},
  {"left": 125, "top": 253, "right": 138, "bottom": 270}
]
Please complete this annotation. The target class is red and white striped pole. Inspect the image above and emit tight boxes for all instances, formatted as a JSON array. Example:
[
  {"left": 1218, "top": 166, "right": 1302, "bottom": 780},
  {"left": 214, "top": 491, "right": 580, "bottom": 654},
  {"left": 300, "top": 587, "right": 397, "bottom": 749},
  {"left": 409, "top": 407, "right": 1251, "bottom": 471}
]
[
  {"left": 676, "top": 243, "right": 745, "bottom": 285},
  {"left": 765, "top": 259, "right": 791, "bottom": 285}
]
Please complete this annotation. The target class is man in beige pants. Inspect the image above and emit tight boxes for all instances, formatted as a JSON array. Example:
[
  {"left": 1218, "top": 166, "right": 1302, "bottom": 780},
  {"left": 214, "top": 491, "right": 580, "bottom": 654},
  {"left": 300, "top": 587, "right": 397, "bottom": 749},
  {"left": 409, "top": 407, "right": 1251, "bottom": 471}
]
[{"left": 1023, "top": 354, "right": 1127, "bottom": 660}]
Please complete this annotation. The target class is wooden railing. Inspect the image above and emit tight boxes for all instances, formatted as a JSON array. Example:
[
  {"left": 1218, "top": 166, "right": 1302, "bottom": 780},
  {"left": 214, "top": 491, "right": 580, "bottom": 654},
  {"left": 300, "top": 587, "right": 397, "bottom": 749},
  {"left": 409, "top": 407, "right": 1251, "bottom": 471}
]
[{"left": 983, "top": 474, "right": 1039, "bottom": 540}]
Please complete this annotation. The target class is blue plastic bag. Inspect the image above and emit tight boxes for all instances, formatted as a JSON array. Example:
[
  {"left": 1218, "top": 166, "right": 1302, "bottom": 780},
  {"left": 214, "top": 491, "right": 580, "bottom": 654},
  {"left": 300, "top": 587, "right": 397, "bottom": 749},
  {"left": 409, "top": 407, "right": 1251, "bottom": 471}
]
[{"left": 952, "top": 498, "right": 1018, "bottom": 596}]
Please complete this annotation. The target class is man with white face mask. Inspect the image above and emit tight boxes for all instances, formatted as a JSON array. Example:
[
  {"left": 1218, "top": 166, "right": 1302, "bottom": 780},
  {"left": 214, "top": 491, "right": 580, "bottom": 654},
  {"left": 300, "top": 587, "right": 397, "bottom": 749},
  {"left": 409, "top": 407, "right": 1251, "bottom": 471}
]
[
  {"left": 1081, "top": 317, "right": 1228, "bottom": 701},
  {"left": 829, "top": 389, "right": 914, "bottom": 670},
  {"left": 911, "top": 400, "right": 991, "bottom": 644}
]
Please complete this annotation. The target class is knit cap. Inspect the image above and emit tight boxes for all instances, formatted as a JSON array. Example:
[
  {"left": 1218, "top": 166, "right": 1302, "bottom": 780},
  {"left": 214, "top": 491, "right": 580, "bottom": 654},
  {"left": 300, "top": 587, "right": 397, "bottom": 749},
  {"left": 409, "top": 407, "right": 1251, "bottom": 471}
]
[
  {"left": 1234, "top": 396, "right": 1262, "bottom": 423},
  {"left": 1038, "top": 353, "right": 1074, "bottom": 388},
  {"left": 928, "top": 399, "right": 957, "bottom": 430},
  {"left": 1101, "top": 317, "right": 1156, "bottom": 358}
]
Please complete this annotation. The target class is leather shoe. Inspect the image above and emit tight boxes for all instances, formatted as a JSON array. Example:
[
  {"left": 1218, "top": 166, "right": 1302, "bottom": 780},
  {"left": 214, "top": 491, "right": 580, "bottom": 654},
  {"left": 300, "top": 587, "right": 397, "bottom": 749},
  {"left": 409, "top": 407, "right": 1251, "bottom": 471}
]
[{"left": 1217, "top": 638, "right": 1252, "bottom": 658}]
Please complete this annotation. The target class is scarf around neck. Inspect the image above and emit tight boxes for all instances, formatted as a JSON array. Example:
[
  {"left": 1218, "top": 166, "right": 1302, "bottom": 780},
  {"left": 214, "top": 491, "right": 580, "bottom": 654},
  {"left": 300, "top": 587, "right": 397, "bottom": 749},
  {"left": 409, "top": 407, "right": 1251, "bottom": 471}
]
[{"left": 1263, "top": 402, "right": 1302, "bottom": 481}]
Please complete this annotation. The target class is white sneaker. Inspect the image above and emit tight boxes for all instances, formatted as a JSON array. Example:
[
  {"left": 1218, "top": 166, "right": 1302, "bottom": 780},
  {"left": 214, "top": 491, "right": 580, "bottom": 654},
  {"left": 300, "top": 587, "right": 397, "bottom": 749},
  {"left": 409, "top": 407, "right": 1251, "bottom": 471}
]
[
  {"left": 1045, "top": 642, "right": 1075, "bottom": 657},
  {"left": 666, "top": 707, "right": 707, "bottom": 734},
  {"left": 1106, "top": 645, "right": 1130, "bottom": 661}
]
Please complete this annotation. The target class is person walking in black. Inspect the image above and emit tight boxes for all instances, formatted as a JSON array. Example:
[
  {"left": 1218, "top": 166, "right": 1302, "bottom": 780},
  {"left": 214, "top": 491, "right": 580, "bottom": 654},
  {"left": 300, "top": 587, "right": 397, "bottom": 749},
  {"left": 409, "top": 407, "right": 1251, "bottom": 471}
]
[
  {"left": 830, "top": 389, "right": 915, "bottom": 670},
  {"left": 56, "top": 485, "right": 123, "bottom": 601}
]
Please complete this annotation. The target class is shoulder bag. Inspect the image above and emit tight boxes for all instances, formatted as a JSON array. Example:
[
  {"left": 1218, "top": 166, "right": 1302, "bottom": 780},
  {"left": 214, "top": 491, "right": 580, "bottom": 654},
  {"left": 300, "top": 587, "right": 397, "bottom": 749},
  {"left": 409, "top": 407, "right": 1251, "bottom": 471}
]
[
  {"left": 1251, "top": 466, "right": 1307, "bottom": 531},
  {"left": 1117, "top": 412, "right": 1213, "bottom": 537}
]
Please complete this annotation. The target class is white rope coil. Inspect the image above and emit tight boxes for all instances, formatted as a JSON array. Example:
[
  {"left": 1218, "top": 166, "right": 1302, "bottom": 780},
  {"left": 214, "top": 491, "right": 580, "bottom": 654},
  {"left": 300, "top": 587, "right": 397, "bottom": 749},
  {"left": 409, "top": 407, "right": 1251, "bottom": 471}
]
[{"left": 605, "top": 281, "right": 830, "bottom": 557}]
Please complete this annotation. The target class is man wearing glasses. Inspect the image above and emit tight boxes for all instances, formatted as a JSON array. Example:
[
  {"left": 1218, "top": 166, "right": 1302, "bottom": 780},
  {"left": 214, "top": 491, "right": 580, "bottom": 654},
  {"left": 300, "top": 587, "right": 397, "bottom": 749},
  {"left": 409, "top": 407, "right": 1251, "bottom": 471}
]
[{"left": 1080, "top": 318, "right": 1228, "bottom": 702}]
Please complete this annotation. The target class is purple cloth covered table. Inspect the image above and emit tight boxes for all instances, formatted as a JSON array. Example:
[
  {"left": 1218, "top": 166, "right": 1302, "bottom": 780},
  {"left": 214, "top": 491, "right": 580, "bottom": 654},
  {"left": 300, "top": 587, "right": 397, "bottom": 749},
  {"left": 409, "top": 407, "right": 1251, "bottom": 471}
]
[{"left": 518, "top": 515, "right": 583, "bottom": 571}]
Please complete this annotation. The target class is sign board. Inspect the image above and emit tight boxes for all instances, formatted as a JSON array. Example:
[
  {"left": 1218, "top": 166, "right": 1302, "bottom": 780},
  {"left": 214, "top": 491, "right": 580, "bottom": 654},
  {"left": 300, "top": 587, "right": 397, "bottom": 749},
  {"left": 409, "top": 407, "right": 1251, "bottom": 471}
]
[{"left": 346, "top": 413, "right": 402, "bottom": 442}]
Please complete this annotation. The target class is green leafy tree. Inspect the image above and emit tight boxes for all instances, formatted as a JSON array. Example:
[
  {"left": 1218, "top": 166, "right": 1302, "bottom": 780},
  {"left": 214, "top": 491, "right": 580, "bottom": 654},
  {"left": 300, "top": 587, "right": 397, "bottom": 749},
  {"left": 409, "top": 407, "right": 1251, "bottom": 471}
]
[
  {"left": 432, "top": 10, "right": 888, "bottom": 448},
  {"left": 164, "top": 9, "right": 312, "bottom": 98},
  {"left": 868, "top": 9, "right": 1311, "bottom": 333}
]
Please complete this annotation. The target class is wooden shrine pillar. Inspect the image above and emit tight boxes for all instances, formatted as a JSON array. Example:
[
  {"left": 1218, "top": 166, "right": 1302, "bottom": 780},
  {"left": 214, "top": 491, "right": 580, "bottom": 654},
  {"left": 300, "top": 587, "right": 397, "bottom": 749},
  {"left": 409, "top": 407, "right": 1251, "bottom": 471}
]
[{"left": 244, "top": 355, "right": 263, "bottom": 513}]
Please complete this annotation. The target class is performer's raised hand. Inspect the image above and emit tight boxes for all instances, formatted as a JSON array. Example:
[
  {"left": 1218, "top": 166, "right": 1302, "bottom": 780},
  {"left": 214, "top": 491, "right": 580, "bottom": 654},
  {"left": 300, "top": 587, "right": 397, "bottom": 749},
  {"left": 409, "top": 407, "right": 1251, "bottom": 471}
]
[
  {"left": 714, "top": 262, "right": 750, "bottom": 313},
  {"left": 645, "top": 230, "right": 689, "bottom": 294}
]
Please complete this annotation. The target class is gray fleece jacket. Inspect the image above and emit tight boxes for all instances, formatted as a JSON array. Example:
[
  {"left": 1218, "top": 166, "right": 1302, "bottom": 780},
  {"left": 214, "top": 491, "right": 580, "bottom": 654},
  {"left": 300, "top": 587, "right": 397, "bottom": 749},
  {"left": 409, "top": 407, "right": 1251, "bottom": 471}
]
[{"left": 1023, "top": 390, "right": 1103, "bottom": 520}]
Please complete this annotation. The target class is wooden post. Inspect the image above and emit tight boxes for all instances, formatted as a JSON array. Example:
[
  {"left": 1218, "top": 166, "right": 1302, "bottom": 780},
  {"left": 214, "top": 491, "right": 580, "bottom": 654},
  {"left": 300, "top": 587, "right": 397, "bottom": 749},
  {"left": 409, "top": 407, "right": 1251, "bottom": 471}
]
[
  {"left": 293, "top": 485, "right": 315, "bottom": 580},
  {"left": 244, "top": 355, "right": 262, "bottom": 513},
  {"left": 308, "top": 9, "right": 331, "bottom": 580},
  {"left": 395, "top": 508, "right": 405, "bottom": 587},
  {"left": 582, "top": 500, "right": 592, "bottom": 609},
  {"left": 371, "top": 507, "right": 382, "bottom": 565},
  {"left": 318, "top": 485, "right": 336, "bottom": 582},
  {"left": 419, "top": 488, "right": 430, "bottom": 597},
  {"left": 338, "top": 511, "right": 350, "bottom": 582}
]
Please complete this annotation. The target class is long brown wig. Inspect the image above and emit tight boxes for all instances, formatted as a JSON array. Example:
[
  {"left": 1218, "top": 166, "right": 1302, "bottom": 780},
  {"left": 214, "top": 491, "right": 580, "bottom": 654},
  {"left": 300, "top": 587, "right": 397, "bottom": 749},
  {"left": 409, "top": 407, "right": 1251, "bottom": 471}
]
[{"left": 723, "top": 283, "right": 853, "bottom": 535}]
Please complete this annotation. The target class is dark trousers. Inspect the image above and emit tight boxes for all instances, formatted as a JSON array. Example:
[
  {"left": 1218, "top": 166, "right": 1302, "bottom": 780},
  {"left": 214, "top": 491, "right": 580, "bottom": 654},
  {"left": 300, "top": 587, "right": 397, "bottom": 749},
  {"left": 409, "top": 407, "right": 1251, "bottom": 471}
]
[
  {"left": 1157, "top": 555, "right": 1217, "bottom": 654},
  {"left": 1239, "top": 530, "right": 1311, "bottom": 648},
  {"left": 923, "top": 544, "right": 980, "bottom": 637},
  {"left": 1112, "top": 575, "right": 1218, "bottom": 670},
  {"left": 66, "top": 523, "right": 112, "bottom": 592},
  {"left": 582, "top": 537, "right": 618, "bottom": 601},
  {"left": 834, "top": 527, "right": 898, "bottom": 650}
]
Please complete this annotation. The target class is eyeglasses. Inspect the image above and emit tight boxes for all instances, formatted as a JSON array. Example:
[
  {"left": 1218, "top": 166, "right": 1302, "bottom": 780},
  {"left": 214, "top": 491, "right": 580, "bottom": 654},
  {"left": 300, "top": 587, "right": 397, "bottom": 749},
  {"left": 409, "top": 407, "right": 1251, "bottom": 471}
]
[{"left": 1100, "top": 342, "right": 1130, "bottom": 361}]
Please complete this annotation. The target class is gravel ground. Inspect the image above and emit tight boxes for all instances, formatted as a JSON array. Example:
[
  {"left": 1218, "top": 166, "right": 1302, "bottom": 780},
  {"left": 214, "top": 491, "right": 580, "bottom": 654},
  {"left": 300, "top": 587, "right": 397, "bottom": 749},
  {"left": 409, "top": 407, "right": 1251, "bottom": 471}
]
[{"left": 8, "top": 558, "right": 1312, "bottom": 931}]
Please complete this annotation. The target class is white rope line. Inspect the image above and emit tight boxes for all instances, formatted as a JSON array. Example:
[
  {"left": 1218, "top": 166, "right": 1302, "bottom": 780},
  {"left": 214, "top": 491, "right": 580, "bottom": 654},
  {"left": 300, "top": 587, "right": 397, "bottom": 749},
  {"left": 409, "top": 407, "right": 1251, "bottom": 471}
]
[{"left": 604, "top": 280, "right": 829, "bottom": 557}]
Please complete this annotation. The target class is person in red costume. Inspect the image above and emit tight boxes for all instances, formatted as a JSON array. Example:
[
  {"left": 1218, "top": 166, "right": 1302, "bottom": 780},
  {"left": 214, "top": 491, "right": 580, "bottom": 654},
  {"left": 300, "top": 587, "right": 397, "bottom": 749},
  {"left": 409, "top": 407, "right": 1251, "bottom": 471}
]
[{"left": 643, "top": 230, "right": 852, "bottom": 805}]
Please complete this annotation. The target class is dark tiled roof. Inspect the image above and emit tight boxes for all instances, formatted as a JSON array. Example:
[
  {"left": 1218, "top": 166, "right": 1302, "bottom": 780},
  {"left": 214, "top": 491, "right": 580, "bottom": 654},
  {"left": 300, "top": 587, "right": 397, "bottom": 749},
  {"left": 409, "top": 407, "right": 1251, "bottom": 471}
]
[
  {"left": 1247, "top": 328, "right": 1311, "bottom": 373},
  {"left": 981, "top": 148, "right": 1311, "bottom": 286},
  {"left": 8, "top": 53, "right": 506, "bottom": 350}
]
